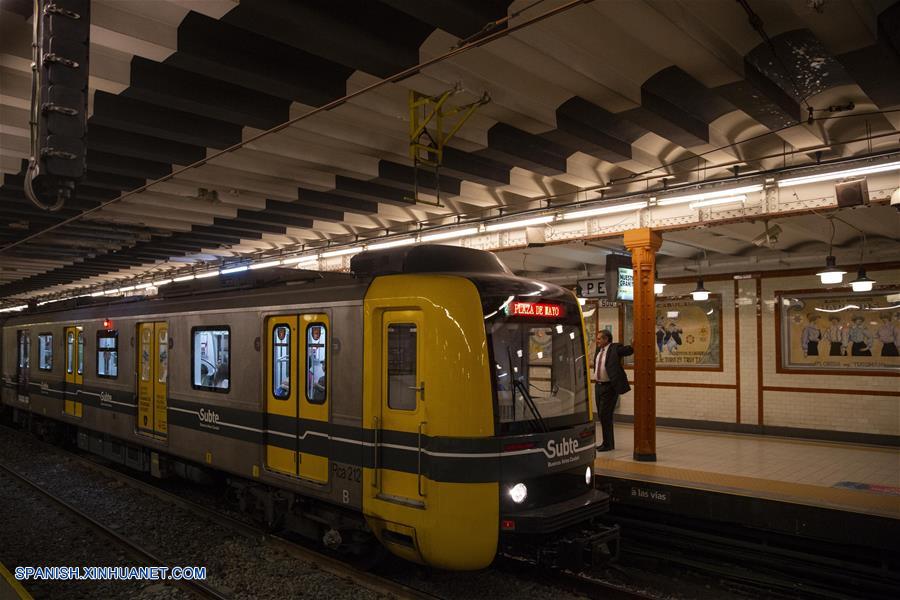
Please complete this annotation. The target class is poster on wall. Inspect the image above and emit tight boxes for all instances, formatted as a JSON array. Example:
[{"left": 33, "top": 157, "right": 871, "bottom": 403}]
[
  {"left": 623, "top": 295, "right": 722, "bottom": 369},
  {"left": 779, "top": 290, "right": 900, "bottom": 372}
]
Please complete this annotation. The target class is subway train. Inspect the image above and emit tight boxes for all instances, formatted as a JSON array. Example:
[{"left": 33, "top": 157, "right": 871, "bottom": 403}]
[{"left": 1, "top": 245, "right": 617, "bottom": 570}]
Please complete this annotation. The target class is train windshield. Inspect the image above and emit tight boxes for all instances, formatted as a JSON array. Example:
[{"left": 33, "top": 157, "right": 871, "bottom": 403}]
[{"left": 487, "top": 317, "right": 589, "bottom": 433}]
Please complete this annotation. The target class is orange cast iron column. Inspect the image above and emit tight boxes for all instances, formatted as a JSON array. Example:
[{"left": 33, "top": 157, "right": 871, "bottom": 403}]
[{"left": 623, "top": 228, "right": 662, "bottom": 462}]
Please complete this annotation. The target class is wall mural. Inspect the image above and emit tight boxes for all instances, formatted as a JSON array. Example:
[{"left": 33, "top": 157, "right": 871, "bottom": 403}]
[
  {"left": 622, "top": 295, "right": 723, "bottom": 369},
  {"left": 779, "top": 290, "right": 900, "bottom": 372}
]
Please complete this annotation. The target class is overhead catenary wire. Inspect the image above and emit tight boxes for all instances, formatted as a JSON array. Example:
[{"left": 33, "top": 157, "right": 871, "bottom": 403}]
[{"left": 0, "top": 0, "right": 595, "bottom": 255}]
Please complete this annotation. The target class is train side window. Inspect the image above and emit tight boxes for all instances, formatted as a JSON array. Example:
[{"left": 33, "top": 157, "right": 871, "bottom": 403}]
[
  {"left": 387, "top": 324, "right": 417, "bottom": 411},
  {"left": 140, "top": 327, "right": 152, "bottom": 381},
  {"left": 67, "top": 331, "right": 75, "bottom": 374},
  {"left": 192, "top": 327, "right": 230, "bottom": 392},
  {"left": 305, "top": 324, "right": 327, "bottom": 404},
  {"left": 77, "top": 330, "right": 84, "bottom": 375},
  {"left": 272, "top": 324, "right": 291, "bottom": 399},
  {"left": 18, "top": 331, "right": 30, "bottom": 370},
  {"left": 38, "top": 333, "right": 53, "bottom": 371},
  {"left": 97, "top": 331, "right": 118, "bottom": 378},
  {"left": 158, "top": 329, "right": 168, "bottom": 383}
]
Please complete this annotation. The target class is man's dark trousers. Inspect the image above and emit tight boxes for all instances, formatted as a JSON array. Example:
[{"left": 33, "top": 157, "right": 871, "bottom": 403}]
[{"left": 595, "top": 381, "right": 617, "bottom": 449}]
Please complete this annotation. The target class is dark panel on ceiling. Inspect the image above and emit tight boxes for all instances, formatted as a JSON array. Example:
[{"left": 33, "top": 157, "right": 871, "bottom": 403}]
[
  {"left": 481, "top": 123, "right": 569, "bottom": 175},
  {"left": 379, "top": 0, "right": 512, "bottom": 39},
  {"left": 639, "top": 66, "right": 736, "bottom": 145},
  {"left": 552, "top": 97, "right": 642, "bottom": 163},
  {"left": 223, "top": 0, "right": 434, "bottom": 77},
  {"left": 91, "top": 91, "right": 243, "bottom": 149},
  {"left": 441, "top": 147, "right": 511, "bottom": 186},
  {"left": 263, "top": 199, "right": 344, "bottom": 222},
  {"left": 169, "top": 11, "right": 353, "bottom": 105},
  {"left": 297, "top": 188, "right": 379, "bottom": 214},
  {"left": 125, "top": 57, "right": 290, "bottom": 130},
  {"left": 377, "top": 160, "right": 463, "bottom": 196},
  {"left": 334, "top": 176, "right": 416, "bottom": 206},
  {"left": 86, "top": 124, "right": 206, "bottom": 165}
]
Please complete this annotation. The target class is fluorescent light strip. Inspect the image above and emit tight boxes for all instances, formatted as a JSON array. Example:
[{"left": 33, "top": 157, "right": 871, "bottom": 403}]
[
  {"left": 420, "top": 227, "right": 480, "bottom": 242},
  {"left": 91, "top": 291, "right": 105, "bottom": 297},
  {"left": 367, "top": 238, "right": 416, "bottom": 251},
  {"left": 321, "top": 247, "right": 362, "bottom": 259},
  {"left": 778, "top": 160, "right": 900, "bottom": 187},
  {"left": 282, "top": 256, "right": 316, "bottom": 265},
  {"left": 173, "top": 275, "right": 195, "bottom": 282},
  {"left": 195, "top": 270, "right": 220, "bottom": 278},
  {"left": 152, "top": 279, "right": 172, "bottom": 286},
  {"left": 563, "top": 201, "right": 647, "bottom": 220},
  {"left": 689, "top": 194, "right": 747, "bottom": 209},
  {"left": 119, "top": 286, "right": 135, "bottom": 292},
  {"left": 104, "top": 288, "right": 121, "bottom": 295},
  {"left": 485, "top": 215, "right": 554, "bottom": 232},
  {"left": 0, "top": 305, "right": 27, "bottom": 313},
  {"left": 657, "top": 184, "right": 763, "bottom": 206},
  {"left": 220, "top": 266, "right": 248, "bottom": 275},
  {"left": 249, "top": 260, "right": 281, "bottom": 270}
]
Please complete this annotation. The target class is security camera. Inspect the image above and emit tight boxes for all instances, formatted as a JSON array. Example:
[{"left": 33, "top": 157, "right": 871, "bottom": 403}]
[
  {"left": 751, "top": 224, "right": 781, "bottom": 247},
  {"left": 891, "top": 187, "right": 900, "bottom": 211}
]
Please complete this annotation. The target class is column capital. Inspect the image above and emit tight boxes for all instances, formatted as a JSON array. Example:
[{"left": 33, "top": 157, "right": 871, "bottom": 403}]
[{"left": 623, "top": 228, "right": 662, "bottom": 251}]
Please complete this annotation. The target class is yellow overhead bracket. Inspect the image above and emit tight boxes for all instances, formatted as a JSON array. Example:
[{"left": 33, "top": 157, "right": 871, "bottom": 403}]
[{"left": 407, "top": 84, "right": 490, "bottom": 206}]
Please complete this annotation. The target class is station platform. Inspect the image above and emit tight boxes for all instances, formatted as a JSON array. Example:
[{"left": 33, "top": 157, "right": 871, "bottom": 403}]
[
  {"left": 594, "top": 423, "right": 900, "bottom": 552},
  {"left": 0, "top": 562, "right": 31, "bottom": 600}
]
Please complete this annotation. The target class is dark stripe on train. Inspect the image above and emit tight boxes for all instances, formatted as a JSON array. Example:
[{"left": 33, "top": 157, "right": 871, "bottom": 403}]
[{"left": 5, "top": 383, "right": 595, "bottom": 484}]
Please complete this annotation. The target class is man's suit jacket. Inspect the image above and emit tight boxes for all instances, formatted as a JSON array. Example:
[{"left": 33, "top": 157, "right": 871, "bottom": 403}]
[{"left": 594, "top": 342, "right": 634, "bottom": 396}]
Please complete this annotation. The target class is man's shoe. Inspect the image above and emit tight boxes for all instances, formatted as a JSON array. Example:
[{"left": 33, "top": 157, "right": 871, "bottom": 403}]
[{"left": 596, "top": 445, "right": 612, "bottom": 452}]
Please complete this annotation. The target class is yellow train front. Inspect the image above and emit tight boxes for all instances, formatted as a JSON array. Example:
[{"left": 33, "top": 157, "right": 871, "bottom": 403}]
[{"left": 355, "top": 246, "right": 617, "bottom": 570}]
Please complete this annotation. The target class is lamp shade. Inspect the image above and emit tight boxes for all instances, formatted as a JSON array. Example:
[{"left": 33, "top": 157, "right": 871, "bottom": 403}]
[
  {"left": 850, "top": 268, "right": 875, "bottom": 292},
  {"left": 816, "top": 255, "right": 846, "bottom": 285},
  {"left": 691, "top": 278, "right": 709, "bottom": 301}
]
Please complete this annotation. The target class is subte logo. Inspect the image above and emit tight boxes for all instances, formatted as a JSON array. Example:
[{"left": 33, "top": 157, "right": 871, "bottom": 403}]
[
  {"left": 198, "top": 408, "right": 221, "bottom": 429},
  {"left": 545, "top": 437, "right": 579, "bottom": 459}
]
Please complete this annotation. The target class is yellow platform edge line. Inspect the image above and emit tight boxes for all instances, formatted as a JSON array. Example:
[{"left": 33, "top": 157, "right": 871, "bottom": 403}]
[
  {"left": 595, "top": 458, "right": 900, "bottom": 520},
  {"left": 0, "top": 562, "right": 33, "bottom": 600}
]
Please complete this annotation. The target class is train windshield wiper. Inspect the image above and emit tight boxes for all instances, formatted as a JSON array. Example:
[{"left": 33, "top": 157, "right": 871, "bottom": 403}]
[
  {"left": 514, "top": 376, "right": 547, "bottom": 432},
  {"left": 504, "top": 344, "right": 546, "bottom": 433}
]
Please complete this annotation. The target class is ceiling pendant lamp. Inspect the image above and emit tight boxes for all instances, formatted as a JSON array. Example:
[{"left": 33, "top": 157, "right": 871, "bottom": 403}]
[
  {"left": 691, "top": 278, "right": 709, "bottom": 301},
  {"left": 816, "top": 255, "right": 846, "bottom": 285},
  {"left": 850, "top": 268, "right": 875, "bottom": 292}
]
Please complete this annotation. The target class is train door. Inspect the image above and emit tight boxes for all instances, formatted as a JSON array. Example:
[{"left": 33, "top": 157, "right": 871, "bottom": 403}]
[
  {"left": 299, "top": 314, "right": 330, "bottom": 483},
  {"left": 265, "top": 316, "right": 298, "bottom": 475},
  {"left": 63, "top": 326, "right": 83, "bottom": 417},
  {"left": 264, "top": 314, "right": 331, "bottom": 483},
  {"left": 374, "top": 310, "right": 427, "bottom": 508},
  {"left": 15, "top": 330, "right": 30, "bottom": 403},
  {"left": 137, "top": 321, "right": 168, "bottom": 438}
]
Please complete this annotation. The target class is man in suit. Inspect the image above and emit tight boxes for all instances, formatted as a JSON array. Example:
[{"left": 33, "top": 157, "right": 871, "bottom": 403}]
[{"left": 594, "top": 330, "right": 633, "bottom": 452}]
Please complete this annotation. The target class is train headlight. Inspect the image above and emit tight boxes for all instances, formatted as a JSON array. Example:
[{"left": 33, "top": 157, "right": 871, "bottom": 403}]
[
  {"left": 509, "top": 483, "right": 528, "bottom": 504},
  {"left": 585, "top": 466, "right": 593, "bottom": 486}
]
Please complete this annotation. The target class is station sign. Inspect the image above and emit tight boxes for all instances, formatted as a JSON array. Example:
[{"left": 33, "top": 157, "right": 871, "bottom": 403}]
[{"left": 577, "top": 278, "right": 606, "bottom": 298}]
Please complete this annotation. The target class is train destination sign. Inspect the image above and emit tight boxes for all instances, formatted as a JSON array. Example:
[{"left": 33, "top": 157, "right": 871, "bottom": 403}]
[{"left": 508, "top": 301, "right": 564, "bottom": 318}]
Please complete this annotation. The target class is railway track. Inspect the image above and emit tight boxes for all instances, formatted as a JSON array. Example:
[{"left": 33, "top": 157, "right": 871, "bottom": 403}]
[
  {"left": 0, "top": 459, "right": 230, "bottom": 600},
  {"left": 0, "top": 424, "right": 441, "bottom": 600},
  {"left": 607, "top": 513, "right": 900, "bottom": 600}
]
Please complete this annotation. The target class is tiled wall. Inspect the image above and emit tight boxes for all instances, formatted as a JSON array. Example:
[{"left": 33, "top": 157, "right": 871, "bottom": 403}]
[{"left": 588, "top": 266, "right": 899, "bottom": 437}]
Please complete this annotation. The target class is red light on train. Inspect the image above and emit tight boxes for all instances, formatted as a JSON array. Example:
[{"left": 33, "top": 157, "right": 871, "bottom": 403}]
[
  {"left": 102, "top": 319, "right": 112, "bottom": 329},
  {"left": 501, "top": 519, "right": 516, "bottom": 531},
  {"left": 507, "top": 301, "right": 564, "bottom": 318}
]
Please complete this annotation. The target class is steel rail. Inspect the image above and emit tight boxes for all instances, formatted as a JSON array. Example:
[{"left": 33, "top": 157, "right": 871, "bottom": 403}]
[
  {"left": 0, "top": 459, "right": 232, "bottom": 600},
  {"left": 0, "top": 425, "right": 442, "bottom": 600}
]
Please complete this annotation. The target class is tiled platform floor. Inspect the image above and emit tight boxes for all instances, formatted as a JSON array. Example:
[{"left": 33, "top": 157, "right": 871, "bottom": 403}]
[{"left": 594, "top": 422, "right": 900, "bottom": 519}]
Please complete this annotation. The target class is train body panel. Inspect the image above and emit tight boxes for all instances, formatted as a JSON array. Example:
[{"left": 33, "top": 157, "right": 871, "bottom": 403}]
[{"left": 1, "top": 246, "right": 613, "bottom": 570}]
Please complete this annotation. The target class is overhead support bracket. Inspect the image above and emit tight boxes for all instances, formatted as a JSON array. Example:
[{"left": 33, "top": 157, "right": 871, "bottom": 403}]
[{"left": 408, "top": 84, "right": 489, "bottom": 206}]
